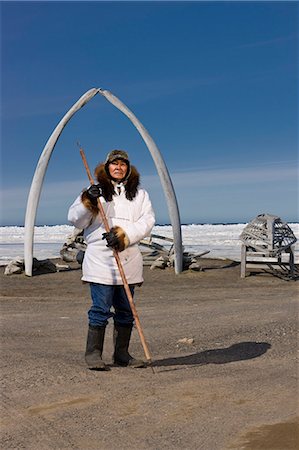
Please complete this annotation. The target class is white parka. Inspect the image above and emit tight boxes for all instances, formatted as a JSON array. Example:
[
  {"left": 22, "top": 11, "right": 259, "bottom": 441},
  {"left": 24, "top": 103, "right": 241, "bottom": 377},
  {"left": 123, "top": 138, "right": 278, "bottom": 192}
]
[{"left": 68, "top": 184, "right": 155, "bottom": 285}]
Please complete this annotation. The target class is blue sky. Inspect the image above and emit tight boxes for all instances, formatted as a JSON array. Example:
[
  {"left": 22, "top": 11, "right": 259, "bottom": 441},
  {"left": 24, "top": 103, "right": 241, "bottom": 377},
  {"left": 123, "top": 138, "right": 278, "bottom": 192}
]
[{"left": 1, "top": 0, "right": 298, "bottom": 225}]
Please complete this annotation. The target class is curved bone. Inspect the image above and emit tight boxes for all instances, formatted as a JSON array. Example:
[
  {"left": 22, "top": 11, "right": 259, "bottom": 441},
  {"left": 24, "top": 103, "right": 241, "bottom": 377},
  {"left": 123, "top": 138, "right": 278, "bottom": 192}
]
[
  {"left": 24, "top": 88, "right": 99, "bottom": 275},
  {"left": 98, "top": 88, "right": 183, "bottom": 273},
  {"left": 24, "top": 88, "right": 183, "bottom": 275}
]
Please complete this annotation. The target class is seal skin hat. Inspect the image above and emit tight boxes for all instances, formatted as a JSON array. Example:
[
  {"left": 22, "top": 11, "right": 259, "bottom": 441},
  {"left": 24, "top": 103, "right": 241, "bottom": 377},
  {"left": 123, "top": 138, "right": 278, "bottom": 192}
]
[{"left": 104, "top": 150, "right": 131, "bottom": 180}]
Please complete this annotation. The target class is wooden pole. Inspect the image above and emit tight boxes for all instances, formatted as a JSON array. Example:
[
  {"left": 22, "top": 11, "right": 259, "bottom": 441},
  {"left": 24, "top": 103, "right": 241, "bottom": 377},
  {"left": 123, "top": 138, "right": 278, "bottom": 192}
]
[{"left": 78, "top": 145, "right": 154, "bottom": 369}]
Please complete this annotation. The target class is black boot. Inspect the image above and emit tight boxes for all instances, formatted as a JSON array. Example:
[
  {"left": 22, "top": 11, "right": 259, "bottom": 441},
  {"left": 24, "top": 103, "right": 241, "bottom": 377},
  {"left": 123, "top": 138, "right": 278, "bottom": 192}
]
[
  {"left": 113, "top": 324, "right": 146, "bottom": 368},
  {"left": 85, "top": 325, "right": 107, "bottom": 370}
]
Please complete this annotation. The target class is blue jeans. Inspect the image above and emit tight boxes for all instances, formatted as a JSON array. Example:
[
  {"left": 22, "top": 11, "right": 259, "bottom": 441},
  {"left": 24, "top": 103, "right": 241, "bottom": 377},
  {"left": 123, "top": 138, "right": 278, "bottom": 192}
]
[{"left": 88, "top": 283, "right": 135, "bottom": 327}]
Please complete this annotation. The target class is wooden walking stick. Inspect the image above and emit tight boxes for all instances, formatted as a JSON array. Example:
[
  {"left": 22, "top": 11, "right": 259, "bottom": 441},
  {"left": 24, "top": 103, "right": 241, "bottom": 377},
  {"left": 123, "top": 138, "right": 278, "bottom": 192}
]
[{"left": 78, "top": 143, "right": 154, "bottom": 371}]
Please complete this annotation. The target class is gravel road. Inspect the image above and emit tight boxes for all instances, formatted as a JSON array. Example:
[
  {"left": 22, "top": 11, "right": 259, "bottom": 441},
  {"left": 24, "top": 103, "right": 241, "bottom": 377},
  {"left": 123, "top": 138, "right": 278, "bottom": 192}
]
[{"left": 1, "top": 259, "right": 298, "bottom": 449}]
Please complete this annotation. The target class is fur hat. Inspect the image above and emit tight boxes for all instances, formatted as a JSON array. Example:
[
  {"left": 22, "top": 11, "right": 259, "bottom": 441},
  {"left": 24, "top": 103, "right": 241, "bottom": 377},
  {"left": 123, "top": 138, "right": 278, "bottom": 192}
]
[
  {"left": 105, "top": 149, "right": 130, "bottom": 165},
  {"left": 104, "top": 150, "right": 131, "bottom": 180}
]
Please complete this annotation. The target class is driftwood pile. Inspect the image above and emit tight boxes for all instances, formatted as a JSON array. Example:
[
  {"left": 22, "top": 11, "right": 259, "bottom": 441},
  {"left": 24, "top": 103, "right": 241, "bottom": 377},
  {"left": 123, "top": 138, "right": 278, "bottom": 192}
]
[
  {"left": 60, "top": 230, "right": 209, "bottom": 271},
  {"left": 140, "top": 234, "right": 210, "bottom": 271},
  {"left": 4, "top": 230, "right": 209, "bottom": 276}
]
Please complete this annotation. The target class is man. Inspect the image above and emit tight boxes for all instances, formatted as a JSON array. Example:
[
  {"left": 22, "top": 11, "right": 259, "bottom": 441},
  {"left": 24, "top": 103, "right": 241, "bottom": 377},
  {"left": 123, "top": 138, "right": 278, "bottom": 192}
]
[{"left": 68, "top": 150, "right": 155, "bottom": 370}]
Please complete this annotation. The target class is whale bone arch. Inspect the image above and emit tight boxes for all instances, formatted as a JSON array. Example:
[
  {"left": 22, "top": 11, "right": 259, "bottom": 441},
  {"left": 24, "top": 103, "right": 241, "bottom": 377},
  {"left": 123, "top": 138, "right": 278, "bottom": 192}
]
[{"left": 24, "top": 88, "right": 183, "bottom": 276}]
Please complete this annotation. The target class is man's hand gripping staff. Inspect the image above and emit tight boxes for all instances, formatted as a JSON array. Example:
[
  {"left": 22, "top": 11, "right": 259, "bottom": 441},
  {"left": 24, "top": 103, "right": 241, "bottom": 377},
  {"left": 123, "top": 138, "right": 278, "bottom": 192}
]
[{"left": 78, "top": 144, "right": 155, "bottom": 372}]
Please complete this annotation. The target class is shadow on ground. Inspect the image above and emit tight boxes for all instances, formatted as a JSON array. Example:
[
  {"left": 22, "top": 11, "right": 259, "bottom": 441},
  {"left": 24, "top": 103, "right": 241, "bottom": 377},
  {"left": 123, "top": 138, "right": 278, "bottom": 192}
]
[{"left": 153, "top": 341, "right": 271, "bottom": 367}]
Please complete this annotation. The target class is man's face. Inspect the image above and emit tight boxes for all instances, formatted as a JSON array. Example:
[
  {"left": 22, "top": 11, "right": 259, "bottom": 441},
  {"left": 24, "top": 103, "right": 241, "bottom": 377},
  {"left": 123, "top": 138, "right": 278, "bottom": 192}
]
[{"left": 108, "top": 159, "right": 128, "bottom": 181}]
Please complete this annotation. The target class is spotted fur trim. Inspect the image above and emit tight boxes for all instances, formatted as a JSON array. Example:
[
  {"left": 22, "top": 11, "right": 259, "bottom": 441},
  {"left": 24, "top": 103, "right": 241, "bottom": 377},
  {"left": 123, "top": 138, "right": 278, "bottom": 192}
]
[{"left": 81, "top": 191, "right": 99, "bottom": 216}]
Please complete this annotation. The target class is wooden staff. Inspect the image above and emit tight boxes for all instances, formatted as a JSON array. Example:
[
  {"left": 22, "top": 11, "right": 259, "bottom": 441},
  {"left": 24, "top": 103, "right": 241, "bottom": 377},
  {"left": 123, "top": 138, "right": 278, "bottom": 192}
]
[{"left": 78, "top": 144, "right": 154, "bottom": 371}]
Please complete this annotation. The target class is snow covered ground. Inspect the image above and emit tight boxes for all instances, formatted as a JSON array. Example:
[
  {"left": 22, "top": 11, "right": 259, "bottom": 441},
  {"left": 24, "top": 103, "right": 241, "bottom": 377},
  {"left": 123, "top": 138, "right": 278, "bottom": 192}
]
[{"left": 0, "top": 223, "right": 298, "bottom": 265}]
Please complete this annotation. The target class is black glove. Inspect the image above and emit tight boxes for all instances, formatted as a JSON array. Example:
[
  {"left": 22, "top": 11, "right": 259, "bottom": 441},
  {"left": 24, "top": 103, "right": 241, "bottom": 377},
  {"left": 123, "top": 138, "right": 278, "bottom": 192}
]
[
  {"left": 102, "top": 229, "right": 120, "bottom": 250},
  {"left": 86, "top": 184, "right": 102, "bottom": 205}
]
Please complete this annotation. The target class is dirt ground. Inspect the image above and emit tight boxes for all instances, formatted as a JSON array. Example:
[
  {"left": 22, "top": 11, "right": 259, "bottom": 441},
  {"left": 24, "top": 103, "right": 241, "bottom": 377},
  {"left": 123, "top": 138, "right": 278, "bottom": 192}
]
[{"left": 1, "top": 258, "right": 298, "bottom": 450}]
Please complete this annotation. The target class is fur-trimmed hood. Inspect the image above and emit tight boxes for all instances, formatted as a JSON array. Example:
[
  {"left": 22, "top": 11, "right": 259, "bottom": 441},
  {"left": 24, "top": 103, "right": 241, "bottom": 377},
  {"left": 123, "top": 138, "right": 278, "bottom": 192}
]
[{"left": 94, "top": 163, "right": 140, "bottom": 202}]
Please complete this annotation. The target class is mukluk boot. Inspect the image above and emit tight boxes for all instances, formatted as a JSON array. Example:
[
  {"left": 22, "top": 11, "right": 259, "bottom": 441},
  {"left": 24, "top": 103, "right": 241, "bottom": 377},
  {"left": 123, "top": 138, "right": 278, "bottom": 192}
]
[
  {"left": 85, "top": 325, "right": 107, "bottom": 370},
  {"left": 113, "top": 323, "right": 146, "bottom": 368}
]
